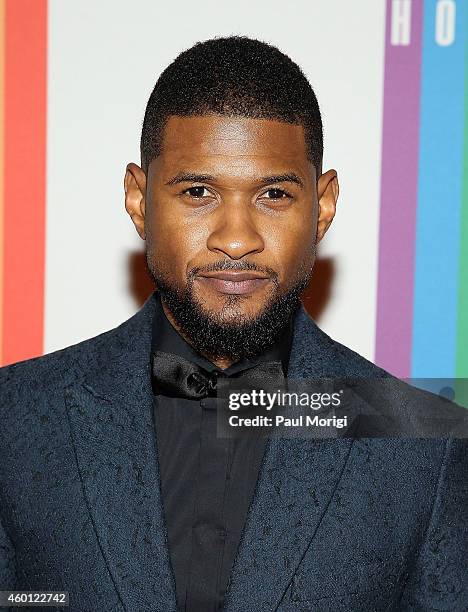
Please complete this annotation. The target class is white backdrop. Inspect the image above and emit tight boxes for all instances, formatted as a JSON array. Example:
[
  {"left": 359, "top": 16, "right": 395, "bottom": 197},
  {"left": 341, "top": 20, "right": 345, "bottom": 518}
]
[{"left": 44, "top": 0, "right": 386, "bottom": 360}]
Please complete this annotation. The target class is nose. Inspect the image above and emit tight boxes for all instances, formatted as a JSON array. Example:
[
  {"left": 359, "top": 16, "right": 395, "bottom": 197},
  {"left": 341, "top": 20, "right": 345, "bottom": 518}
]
[{"left": 206, "top": 201, "right": 264, "bottom": 260}]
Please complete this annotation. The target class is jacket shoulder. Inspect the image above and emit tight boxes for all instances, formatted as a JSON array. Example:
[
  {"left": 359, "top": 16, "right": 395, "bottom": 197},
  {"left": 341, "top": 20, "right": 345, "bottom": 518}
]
[
  {"left": 293, "top": 307, "right": 389, "bottom": 378},
  {"left": 333, "top": 337, "right": 390, "bottom": 377},
  {"left": 0, "top": 325, "right": 119, "bottom": 405},
  {"left": 0, "top": 293, "right": 157, "bottom": 402}
]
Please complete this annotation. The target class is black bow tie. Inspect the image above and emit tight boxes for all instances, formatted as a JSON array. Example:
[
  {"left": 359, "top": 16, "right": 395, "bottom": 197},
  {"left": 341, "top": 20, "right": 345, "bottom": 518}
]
[{"left": 151, "top": 350, "right": 285, "bottom": 400}]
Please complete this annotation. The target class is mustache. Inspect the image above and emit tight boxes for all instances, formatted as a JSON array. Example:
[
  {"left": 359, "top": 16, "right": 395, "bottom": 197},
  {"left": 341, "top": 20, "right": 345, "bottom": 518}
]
[{"left": 189, "top": 260, "right": 279, "bottom": 283}]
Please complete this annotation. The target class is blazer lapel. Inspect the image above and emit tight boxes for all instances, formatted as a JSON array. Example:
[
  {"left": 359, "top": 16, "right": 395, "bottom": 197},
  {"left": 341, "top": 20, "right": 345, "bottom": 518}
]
[
  {"left": 64, "top": 295, "right": 178, "bottom": 612},
  {"left": 223, "top": 306, "right": 356, "bottom": 611}
]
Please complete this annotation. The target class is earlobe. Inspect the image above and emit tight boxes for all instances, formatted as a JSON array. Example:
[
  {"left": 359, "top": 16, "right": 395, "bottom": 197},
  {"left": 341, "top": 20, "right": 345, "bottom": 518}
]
[
  {"left": 124, "top": 162, "right": 147, "bottom": 240},
  {"left": 316, "top": 169, "right": 339, "bottom": 243}
]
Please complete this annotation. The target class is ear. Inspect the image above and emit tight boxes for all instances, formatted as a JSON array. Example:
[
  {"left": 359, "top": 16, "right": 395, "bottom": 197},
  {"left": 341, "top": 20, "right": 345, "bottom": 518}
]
[
  {"left": 124, "top": 162, "right": 147, "bottom": 239},
  {"left": 316, "top": 169, "right": 339, "bottom": 243}
]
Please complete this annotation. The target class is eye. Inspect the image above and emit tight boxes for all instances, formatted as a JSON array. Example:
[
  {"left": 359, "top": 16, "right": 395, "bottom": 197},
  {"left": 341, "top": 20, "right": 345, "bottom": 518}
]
[
  {"left": 260, "top": 188, "right": 291, "bottom": 200},
  {"left": 263, "top": 188, "right": 289, "bottom": 199},
  {"left": 184, "top": 186, "right": 211, "bottom": 198}
]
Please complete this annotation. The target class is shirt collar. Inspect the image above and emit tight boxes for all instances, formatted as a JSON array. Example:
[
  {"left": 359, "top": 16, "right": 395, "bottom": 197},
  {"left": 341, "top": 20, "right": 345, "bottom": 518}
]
[{"left": 150, "top": 291, "right": 295, "bottom": 376}]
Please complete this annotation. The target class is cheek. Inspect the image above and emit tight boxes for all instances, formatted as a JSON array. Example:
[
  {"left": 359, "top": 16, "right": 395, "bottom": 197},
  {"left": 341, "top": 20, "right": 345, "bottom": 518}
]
[
  {"left": 264, "top": 208, "right": 315, "bottom": 273},
  {"left": 147, "top": 201, "right": 207, "bottom": 273}
]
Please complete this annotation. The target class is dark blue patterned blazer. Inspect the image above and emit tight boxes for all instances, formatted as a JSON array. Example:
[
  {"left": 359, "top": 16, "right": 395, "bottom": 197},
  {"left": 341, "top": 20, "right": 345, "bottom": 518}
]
[{"left": 0, "top": 292, "right": 467, "bottom": 611}]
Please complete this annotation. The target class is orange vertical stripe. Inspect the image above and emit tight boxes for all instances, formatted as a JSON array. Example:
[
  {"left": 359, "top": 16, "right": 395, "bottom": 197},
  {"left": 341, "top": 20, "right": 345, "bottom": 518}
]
[
  {"left": 2, "top": 0, "right": 47, "bottom": 365},
  {"left": 0, "top": 0, "right": 4, "bottom": 365}
]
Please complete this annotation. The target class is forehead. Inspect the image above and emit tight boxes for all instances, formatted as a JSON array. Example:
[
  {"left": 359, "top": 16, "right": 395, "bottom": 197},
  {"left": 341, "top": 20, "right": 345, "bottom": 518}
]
[{"left": 153, "top": 114, "right": 311, "bottom": 177}]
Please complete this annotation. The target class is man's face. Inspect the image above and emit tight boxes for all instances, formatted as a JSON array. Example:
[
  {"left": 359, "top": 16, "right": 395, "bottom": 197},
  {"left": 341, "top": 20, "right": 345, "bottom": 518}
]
[{"left": 125, "top": 114, "right": 338, "bottom": 361}]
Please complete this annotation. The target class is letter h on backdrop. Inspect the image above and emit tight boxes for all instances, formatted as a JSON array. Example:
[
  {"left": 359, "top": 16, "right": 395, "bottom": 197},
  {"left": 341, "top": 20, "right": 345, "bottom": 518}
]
[{"left": 391, "top": 0, "right": 412, "bottom": 45}]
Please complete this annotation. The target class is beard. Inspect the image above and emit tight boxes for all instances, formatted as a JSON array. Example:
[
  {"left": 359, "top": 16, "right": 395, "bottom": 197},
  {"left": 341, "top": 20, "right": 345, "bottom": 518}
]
[{"left": 146, "top": 255, "right": 313, "bottom": 362}]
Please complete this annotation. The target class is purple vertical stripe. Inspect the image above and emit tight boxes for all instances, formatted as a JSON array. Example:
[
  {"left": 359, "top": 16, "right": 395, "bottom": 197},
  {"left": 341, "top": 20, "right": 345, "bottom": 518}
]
[{"left": 375, "top": 0, "right": 423, "bottom": 377}]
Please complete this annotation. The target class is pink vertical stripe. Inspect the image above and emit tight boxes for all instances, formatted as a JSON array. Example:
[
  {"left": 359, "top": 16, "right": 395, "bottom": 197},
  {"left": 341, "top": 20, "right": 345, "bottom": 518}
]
[
  {"left": 0, "top": 0, "right": 4, "bottom": 365},
  {"left": 375, "top": 0, "right": 423, "bottom": 377},
  {"left": 2, "top": 0, "right": 47, "bottom": 365}
]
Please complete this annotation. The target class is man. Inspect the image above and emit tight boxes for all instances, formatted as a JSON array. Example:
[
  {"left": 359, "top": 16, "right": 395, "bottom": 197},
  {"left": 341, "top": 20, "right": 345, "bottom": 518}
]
[{"left": 0, "top": 36, "right": 466, "bottom": 612}]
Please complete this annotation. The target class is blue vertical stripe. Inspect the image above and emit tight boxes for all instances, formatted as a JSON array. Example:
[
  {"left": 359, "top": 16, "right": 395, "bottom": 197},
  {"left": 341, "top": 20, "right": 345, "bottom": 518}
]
[{"left": 412, "top": 0, "right": 468, "bottom": 377}]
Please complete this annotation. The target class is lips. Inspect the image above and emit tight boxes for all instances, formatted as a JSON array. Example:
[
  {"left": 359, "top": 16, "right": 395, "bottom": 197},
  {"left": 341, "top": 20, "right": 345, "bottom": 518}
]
[{"left": 197, "top": 271, "right": 270, "bottom": 295}]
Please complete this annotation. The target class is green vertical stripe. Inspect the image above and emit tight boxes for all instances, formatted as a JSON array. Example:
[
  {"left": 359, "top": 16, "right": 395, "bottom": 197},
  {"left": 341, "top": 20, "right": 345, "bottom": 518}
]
[{"left": 455, "top": 35, "right": 468, "bottom": 401}]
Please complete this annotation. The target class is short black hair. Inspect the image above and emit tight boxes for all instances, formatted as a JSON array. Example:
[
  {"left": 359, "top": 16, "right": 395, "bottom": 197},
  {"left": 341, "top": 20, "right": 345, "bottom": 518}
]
[{"left": 140, "top": 36, "right": 323, "bottom": 173}]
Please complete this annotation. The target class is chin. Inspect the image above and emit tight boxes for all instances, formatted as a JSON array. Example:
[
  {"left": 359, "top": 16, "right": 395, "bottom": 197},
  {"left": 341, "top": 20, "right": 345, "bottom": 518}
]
[{"left": 195, "top": 290, "right": 271, "bottom": 323}]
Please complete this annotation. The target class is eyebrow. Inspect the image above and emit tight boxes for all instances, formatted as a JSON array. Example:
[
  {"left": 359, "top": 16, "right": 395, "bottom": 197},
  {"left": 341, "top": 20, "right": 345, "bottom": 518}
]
[
  {"left": 165, "top": 171, "right": 305, "bottom": 188},
  {"left": 165, "top": 172, "right": 215, "bottom": 186},
  {"left": 259, "top": 173, "right": 304, "bottom": 188}
]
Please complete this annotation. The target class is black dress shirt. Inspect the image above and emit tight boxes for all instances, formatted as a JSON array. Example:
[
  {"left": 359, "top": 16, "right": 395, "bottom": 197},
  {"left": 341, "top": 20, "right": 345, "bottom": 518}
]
[{"left": 150, "top": 293, "right": 294, "bottom": 612}]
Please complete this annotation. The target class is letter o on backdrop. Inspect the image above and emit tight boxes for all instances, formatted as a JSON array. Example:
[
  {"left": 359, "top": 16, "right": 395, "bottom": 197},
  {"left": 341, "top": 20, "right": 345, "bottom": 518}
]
[{"left": 436, "top": 0, "right": 456, "bottom": 46}]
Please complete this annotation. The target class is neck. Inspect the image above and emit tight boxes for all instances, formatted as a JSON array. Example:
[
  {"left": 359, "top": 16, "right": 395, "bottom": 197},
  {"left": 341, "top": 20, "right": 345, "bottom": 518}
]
[{"left": 161, "top": 300, "right": 234, "bottom": 370}]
